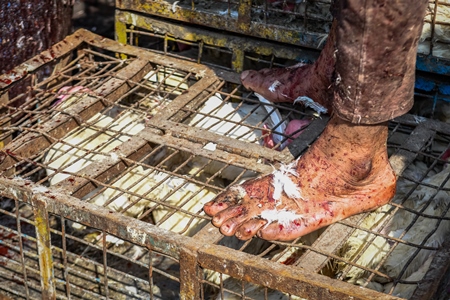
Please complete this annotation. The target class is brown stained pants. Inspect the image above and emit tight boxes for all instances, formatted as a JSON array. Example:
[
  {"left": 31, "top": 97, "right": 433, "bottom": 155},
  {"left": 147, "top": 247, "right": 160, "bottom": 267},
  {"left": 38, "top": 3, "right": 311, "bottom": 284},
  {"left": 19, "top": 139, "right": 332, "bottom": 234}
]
[{"left": 332, "top": 0, "right": 429, "bottom": 124}]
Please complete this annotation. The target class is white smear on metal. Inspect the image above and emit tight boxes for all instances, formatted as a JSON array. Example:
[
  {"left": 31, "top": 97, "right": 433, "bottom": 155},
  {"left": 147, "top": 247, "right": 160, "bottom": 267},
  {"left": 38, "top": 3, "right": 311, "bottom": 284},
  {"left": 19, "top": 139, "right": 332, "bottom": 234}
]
[
  {"left": 127, "top": 227, "right": 147, "bottom": 244},
  {"left": 32, "top": 185, "right": 49, "bottom": 193},
  {"left": 13, "top": 176, "right": 26, "bottom": 182},
  {"left": 195, "top": 69, "right": 206, "bottom": 79},
  {"left": 203, "top": 142, "right": 217, "bottom": 151},
  {"left": 130, "top": 13, "right": 138, "bottom": 26},
  {"left": 255, "top": 93, "right": 287, "bottom": 146},
  {"left": 260, "top": 209, "right": 304, "bottom": 227},
  {"left": 171, "top": 1, "right": 180, "bottom": 13},
  {"left": 268, "top": 80, "right": 281, "bottom": 93},
  {"left": 110, "top": 153, "right": 120, "bottom": 161},
  {"left": 131, "top": 246, "right": 144, "bottom": 260},
  {"left": 294, "top": 96, "right": 328, "bottom": 115},
  {"left": 271, "top": 161, "right": 302, "bottom": 204}
]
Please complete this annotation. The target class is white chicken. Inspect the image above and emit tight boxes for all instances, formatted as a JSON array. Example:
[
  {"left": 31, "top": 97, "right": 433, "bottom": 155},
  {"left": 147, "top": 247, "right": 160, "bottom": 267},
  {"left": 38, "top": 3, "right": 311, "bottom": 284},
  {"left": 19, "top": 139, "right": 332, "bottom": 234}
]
[
  {"left": 176, "top": 92, "right": 310, "bottom": 182},
  {"left": 86, "top": 165, "right": 220, "bottom": 236},
  {"left": 337, "top": 156, "right": 450, "bottom": 298},
  {"left": 45, "top": 86, "right": 313, "bottom": 295},
  {"left": 45, "top": 110, "right": 146, "bottom": 185}
]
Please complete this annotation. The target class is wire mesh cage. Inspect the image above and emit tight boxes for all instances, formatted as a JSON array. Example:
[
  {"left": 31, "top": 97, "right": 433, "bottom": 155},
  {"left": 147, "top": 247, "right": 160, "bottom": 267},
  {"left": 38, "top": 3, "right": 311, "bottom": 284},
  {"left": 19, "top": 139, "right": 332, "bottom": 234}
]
[
  {"left": 115, "top": 10, "right": 321, "bottom": 74},
  {"left": 1, "top": 29, "right": 450, "bottom": 300},
  {"left": 116, "top": 0, "right": 332, "bottom": 50},
  {"left": 116, "top": 0, "right": 450, "bottom": 61},
  {"left": 115, "top": 8, "right": 450, "bottom": 125}
]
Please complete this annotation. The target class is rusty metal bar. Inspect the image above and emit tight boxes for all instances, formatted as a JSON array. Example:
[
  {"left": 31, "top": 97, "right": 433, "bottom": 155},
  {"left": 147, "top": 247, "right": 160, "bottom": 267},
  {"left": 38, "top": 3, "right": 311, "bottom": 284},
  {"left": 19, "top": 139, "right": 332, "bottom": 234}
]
[
  {"left": 59, "top": 216, "right": 72, "bottom": 299},
  {"left": 394, "top": 114, "right": 450, "bottom": 135},
  {"left": 115, "top": 10, "right": 320, "bottom": 63},
  {"left": 115, "top": 1, "right": 327, "bottom": 49},
  {"left": 389, "top": 124, "right": 436, "bottom": 176},
  {"left": 0, "top": 34, "right": 84, "bottom": 90},
  {"left": 78, "top": 28, "right": 218, "bottom": 77},
  {"left": 237, "top": 0, "right": 252, "bottom": 32},
  {"left": 145, "top": 119, "right": 292, "bottom": 164},
  {"left": 0, "top": 92, "right": 11, "bottom": 150},
  {"left": 14, "top": 200, "right": 31, "bottom": 299},
  {"left": 146, "top": 80, "right": 219, "bottom": 123},
  {"left": 198, "top": 244, "right": 401, "bottom": 300},
  {"left": 231, "top": 48, "right": 245, "bottom": 73},
  {"left": 0, "top": 177, "right": 190, "bottom": 258},
  {"left": 137, "top": 128, "right": 275, "bottom": 175},
  {"left": 32, "top": 198, "right": 57, "bottom": 300},
  {"left": 179, "top": 247, "right": 202, "bottom": 299}
]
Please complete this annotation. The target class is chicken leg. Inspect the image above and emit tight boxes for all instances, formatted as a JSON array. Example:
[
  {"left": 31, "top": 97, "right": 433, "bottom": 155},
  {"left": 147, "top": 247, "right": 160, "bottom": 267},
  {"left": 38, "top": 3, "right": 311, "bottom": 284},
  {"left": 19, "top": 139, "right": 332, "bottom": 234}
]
[{"left": 204, "top": 0, "right": 428, "bottom": 241}]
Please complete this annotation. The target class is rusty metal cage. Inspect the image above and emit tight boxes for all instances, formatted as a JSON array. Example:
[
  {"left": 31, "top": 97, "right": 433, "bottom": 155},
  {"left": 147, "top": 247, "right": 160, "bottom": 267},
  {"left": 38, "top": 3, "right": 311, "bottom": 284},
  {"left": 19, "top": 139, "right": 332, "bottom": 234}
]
[
  {"left": 0, "top": 29, "right": 450, "bottom": 299},
  {"left": 115, "top": 0, "right": 450, "bottom": 114},
  {"left": 116, "top": 0, "right": 332, "bottom": 50},
  {"left": 115, "top": 9, "right": 321, "bottom": 74},
  {"left": 115, "top": 0, "right": 450, "bottom": 60}
]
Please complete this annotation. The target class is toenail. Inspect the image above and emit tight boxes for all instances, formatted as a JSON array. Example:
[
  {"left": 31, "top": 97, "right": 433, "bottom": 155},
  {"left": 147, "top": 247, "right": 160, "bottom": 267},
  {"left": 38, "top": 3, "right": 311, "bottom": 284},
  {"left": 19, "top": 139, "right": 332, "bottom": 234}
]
[{"left": 240, "top": 70, "right": 250, "bottom": 81}]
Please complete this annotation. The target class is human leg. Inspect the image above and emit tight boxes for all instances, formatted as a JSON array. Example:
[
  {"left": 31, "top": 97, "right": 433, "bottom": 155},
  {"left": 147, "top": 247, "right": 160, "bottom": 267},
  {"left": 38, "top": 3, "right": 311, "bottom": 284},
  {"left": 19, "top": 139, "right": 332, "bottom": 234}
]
[{"left": 204, "top": 0, "right": 428, "bottom": 241}]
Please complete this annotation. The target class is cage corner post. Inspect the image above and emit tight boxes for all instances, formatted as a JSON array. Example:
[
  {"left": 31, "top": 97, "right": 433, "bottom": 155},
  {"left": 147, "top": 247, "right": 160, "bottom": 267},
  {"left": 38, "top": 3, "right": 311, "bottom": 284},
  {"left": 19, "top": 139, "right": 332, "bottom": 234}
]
[
  {"left": 0, "top": 91, "right": 11, "bottom": 150},
  {"left": 33, "top": 197, "right": 57, "bottom": 300},
  {"left": 115, "top": 10, "right": 128, "bottom": 60},
  {"left": 231, "top": 48, "right": 245, "bottom": 73},
  {"left": 237, "top": 0, "right": 252, "bottom": 32},
  {"left": 179, "top": 247, "right": 203, "bottom": 300}
]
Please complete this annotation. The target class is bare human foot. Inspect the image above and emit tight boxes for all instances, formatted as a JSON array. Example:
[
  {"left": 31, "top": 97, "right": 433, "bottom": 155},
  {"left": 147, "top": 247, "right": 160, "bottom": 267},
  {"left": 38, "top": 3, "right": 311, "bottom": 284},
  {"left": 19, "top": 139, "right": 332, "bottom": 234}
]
[
  {"left": 240, "top": 21, "right": 337, "bottom": 113},
  {"left": 203, "top": 114, "right": 396, "bottom": 241}
]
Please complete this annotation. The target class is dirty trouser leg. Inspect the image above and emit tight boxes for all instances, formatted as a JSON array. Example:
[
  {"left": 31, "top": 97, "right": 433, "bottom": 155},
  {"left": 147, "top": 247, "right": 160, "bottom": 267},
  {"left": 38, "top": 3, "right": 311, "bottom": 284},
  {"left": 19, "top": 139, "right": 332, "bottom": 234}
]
[{"left": 333, "top": 0, "right": 429, "bottom": 124}]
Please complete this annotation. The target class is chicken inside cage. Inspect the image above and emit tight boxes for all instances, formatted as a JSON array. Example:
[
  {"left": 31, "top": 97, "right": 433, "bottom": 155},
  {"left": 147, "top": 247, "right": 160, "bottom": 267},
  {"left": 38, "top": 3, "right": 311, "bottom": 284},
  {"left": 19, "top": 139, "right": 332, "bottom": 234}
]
[
  {"left": 326, "top": 124, "right": 450, "bottom": 299},
  {"left": 3, "top": 23, "right": 450, "bottom": 299},
  {"left": 0, "top": 38, "right": 324, "bottom": 297}
]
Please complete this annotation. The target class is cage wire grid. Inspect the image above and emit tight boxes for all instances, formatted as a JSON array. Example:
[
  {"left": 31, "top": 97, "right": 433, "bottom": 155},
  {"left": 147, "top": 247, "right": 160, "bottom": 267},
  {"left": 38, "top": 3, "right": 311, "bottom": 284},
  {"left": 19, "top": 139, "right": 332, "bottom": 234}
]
[
  {"left": 0, "top": 29, "right": 449, "bottom": 300},
  {"left": 116, "top": 0, "right": 450, "bottom": 116},
  {"left": 116, "top": 0, "right": 450, "bottom": 60}
]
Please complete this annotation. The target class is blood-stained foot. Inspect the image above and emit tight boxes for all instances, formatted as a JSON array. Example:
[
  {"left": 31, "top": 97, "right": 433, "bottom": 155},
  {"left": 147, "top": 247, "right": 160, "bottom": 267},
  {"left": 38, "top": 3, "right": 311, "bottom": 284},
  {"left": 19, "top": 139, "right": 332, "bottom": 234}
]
[
  {"left": 203, "top": 114, "right": 396, "bottom": 241},
  {"left": 240, "top": 21, "right": 337, "bottom": 113}
]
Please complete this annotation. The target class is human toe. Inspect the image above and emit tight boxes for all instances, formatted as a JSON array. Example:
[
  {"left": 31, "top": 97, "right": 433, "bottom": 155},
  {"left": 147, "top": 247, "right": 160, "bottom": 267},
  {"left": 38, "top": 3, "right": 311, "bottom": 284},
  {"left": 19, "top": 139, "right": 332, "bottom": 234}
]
[
  {"left": 257, "top": 218, "right": 311, "bottom": 241},
  {"left": 203, "top": 187, "right": 244, "bottom": 216},
  {"left": 235, "top": 218, "right": 267, "bottom": 240}
]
